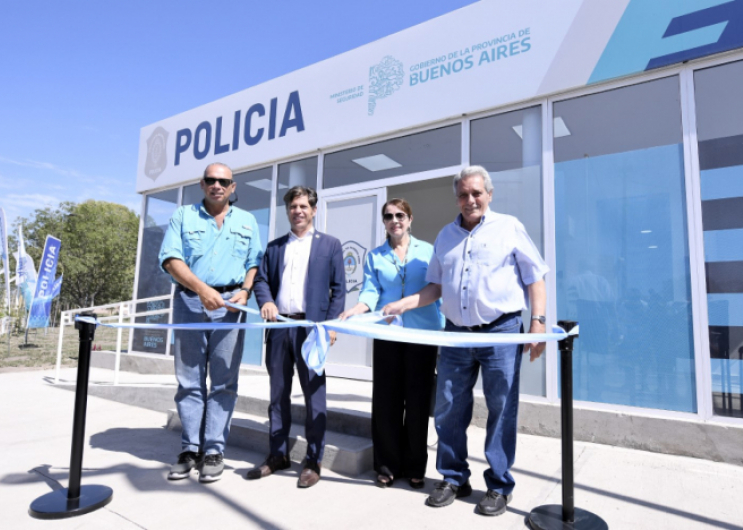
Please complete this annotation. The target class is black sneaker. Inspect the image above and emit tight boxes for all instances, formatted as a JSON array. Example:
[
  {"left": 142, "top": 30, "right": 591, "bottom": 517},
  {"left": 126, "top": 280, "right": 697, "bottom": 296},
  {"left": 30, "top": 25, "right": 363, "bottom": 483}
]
[
  {"left": 426, "top": 480, "right": 472, "bottom": 507},
  {"left": 168, "top": 451, "right": 202, "bottom": 480},
  {"left": 199, "top": 453, "right": 224, "bottom": 483},
  {"left": 477, "top": 490, "right": 513, "bottom": 516}
]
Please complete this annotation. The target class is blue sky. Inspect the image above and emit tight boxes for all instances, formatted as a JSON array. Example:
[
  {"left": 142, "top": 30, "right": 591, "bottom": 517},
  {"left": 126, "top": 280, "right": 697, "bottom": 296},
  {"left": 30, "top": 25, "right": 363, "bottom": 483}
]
[{"left": 0, "top": 0, "right": 478, "bottom": 224}]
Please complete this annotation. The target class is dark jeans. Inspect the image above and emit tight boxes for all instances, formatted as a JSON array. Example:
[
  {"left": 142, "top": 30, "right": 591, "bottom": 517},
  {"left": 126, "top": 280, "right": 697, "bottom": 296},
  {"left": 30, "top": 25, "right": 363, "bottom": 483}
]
[
  {"left": 434, "top": 313, "right": 523, "bottom": 495},
  {"left": 266, "top": 326, "right": 327, "bottom": 463},
  {"left": 372, "top": 339, "right": 437, "bottom": 479}
]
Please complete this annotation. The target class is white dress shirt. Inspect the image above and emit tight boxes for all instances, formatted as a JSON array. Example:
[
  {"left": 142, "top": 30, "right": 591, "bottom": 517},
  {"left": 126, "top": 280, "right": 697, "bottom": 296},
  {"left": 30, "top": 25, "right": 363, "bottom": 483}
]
[
  {"left": 426, "top": 209, "right": 549, "bottom": 327},
  {"left": 276, "top": 228, "right": 314, "bottom": 314}
]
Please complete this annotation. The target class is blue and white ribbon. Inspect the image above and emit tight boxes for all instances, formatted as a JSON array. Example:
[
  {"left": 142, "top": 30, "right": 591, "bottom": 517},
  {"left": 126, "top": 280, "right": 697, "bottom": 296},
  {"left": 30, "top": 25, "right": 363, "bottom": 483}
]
[{"left": 76, "top": 304, "right": 577, "bottom": 375}]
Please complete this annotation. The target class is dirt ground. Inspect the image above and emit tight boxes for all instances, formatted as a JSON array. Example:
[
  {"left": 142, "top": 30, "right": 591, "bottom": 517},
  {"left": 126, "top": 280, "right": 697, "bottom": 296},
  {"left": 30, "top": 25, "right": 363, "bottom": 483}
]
[{"left": 0, "top": 325, "right": 131, "bottom": 372}]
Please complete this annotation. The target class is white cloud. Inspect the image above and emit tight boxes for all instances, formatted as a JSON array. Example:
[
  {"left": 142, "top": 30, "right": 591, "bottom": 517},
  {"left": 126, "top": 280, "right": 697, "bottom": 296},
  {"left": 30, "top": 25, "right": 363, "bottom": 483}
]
[
  {"left": 4, "top": 193, "right": 59, "bottom": 209},
  {"left": 0, "top": 194, "right": 59, "bottom": 224},
  {"left": 0, "top": 155, "right": 88, "bottom": 180},
  {"left": 122, "top": 200, "right": 142, "bottom": 213},
  {"left": 0, "top": 155, "right": 122, "bottom": 187}
]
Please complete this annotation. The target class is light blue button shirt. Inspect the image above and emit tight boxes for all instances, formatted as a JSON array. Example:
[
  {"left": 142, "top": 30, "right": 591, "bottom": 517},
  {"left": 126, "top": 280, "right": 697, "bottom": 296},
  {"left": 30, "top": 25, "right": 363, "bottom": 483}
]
[
  {"left": 358, "top": 236, "right": 444, "bottom": 331},
  {"left": 426, "top": 209, "right": 549, "bottom": 327},
  {"left": 159, "top": 202, "right": 263, "bottom": 287}
]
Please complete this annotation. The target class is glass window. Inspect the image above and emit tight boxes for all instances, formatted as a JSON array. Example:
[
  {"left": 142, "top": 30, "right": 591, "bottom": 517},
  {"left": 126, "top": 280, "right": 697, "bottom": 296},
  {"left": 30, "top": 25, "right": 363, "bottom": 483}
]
[
  {"left": 275, "top": 157, "right": 318, "bottom": 237},
  {"left": 134, "top": 188, "right": 179, "bottom": 355},
  {"left": 234, "top": 167, "right": 272, "bottom": 365},
  {"left": 387, "top": 176, "right": 460, "bottom": 247},
  {"left": 695, "top": 60, "right": 743, "bottom": 418},
  {"left": 553, "top": 77, "right": 696, "bottom": 412},
  {"left": 471, "top": 106, "right": 545, "bottom": 396},
  {"left": 323, "top": 125, "right": 461, "bottom": 189},
  {"left": 182, "top": 182, "right": 202, "bottom": 206},
  {"left": 137, "top": 189, "right": 178, "bottom": 299}
]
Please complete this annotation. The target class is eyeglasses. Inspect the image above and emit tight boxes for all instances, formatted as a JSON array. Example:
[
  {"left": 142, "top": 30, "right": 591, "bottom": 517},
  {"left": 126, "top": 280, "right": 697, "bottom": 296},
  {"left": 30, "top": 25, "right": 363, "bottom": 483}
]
[
  {"left": 383, "top": 212, "right": 407, "bottom": 222},
  {"left": 203, "top": 177, "right": 234, "bottom": 188}
]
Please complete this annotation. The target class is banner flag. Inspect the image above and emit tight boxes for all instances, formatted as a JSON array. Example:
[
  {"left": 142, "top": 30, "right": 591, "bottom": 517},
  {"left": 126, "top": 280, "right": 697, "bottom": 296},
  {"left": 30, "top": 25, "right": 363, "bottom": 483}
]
[
  {"left": 0, "top": 208, "right": 10, "bottom": 310},
  {"left": 51, "top": 274, "right": 63, "bottom": 299},
  {"left": 27, "top": 235, "right": 61, "bottom": 329},
  {"left": 15, "top": 225, "right": 37, "bottom": 311}
]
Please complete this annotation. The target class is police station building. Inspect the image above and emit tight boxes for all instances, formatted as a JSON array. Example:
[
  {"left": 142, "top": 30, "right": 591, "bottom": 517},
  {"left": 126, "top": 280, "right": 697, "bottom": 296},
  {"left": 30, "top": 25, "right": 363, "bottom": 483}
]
[{"left": 133, "top": 1, "right": 743, "bottom": 459}]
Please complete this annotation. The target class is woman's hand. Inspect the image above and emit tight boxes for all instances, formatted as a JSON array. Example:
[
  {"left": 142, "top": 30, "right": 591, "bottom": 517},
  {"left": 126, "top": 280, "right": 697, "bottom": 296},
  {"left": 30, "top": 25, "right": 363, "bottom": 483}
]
[{"left": 338, "top": 303, "right": 370, "bottom": 321}]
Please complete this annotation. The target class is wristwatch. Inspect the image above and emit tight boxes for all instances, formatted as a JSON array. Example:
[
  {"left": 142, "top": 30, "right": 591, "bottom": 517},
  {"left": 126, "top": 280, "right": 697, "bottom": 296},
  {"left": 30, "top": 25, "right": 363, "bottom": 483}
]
[
  {"left": 531, "top": 315, "right": 546, "bottom": 324},
  {"left": 239, "top": 287, "right": 252, "bottom": 299}
]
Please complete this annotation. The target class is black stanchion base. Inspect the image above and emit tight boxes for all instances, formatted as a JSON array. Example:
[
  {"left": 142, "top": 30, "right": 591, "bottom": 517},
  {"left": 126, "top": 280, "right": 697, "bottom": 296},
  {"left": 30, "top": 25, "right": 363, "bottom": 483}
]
[
  {"left": 529, "top": 505, "right": 608, "bottom": 530},
  {"left": 29, "top": 485, "right": 113, "bottom": 520}
]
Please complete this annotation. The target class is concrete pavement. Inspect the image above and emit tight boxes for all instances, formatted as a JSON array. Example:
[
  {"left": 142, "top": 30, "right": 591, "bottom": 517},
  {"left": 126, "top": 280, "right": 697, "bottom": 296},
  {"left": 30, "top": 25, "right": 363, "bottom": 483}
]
[{"left": 1, "top": 368, "right": 742, "bottom": 529}]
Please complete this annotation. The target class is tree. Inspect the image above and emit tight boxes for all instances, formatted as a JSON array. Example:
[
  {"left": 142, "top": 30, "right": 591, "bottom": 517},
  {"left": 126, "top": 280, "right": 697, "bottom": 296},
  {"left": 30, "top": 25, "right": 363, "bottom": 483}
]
[{"left": 11, "top": 200, "right": 139, "bottom": 310}]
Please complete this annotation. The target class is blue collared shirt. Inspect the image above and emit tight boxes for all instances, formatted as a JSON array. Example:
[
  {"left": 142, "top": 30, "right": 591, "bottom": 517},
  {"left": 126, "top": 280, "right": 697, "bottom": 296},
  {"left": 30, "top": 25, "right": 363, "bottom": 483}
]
[
  {"left": 159, "top": 202, "right": 263, "bottom": 287},
  {"left": 358, "top": 236, "right": 444, "bottom": 331},
  {"left": 426, "top": 209, "right": 549, "bottom": 327}
]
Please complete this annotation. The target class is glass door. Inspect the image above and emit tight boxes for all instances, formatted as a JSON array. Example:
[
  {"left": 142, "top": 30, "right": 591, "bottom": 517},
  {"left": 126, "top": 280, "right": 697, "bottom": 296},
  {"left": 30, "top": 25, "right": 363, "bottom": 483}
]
[{"left": 318, "top": 188, "right": 386, "bottom": 379}]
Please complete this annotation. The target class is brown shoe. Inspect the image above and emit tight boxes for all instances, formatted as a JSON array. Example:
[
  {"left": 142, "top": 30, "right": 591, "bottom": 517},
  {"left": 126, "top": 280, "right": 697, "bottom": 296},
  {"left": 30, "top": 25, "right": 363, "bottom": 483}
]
[
  {"left": 297, "top": 461, "right": 321, "bottom": 488},
  {"left": 245, "top": 454, "right": 290, "bottom": 480}
]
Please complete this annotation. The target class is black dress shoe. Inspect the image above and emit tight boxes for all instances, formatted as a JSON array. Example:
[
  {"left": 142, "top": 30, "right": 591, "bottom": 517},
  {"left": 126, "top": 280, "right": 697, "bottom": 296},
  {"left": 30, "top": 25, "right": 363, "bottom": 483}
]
[
  {"left": 245, "top": 454, "right": 290, "bottom": 480},
  {"left": 426, "top": 480, "right": 472, "bottom": 507},
  {"left": 476, "top": 490, "right": 513, "bottom": 516}
]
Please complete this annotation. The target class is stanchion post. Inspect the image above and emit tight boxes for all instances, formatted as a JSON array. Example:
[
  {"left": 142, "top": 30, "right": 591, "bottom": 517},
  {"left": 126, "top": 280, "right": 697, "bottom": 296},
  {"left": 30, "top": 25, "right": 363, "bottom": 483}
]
[
  {"left": 560, "top": 320, "right": 576, "bottom": 523},
  {"left": 29, "top": 312, "right": 113, "bottom": 520},
  {"left": 528, "top": 320, "right": 608, "bottom": 530}
]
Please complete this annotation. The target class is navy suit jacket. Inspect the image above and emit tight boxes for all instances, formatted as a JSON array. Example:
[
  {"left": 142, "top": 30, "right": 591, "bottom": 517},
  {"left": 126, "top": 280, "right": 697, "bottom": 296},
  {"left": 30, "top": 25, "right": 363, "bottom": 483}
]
[{"left": 253, "top": 230, "right": 346, "bottom": 323}]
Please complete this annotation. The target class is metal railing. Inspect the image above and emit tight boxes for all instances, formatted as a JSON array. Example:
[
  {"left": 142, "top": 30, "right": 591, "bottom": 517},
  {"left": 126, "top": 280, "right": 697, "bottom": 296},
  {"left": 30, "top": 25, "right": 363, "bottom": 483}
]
[
  {"left": 54, "top": 295, "right": 171, "bottom": 385},
  {"left": 0, "top": 316, "right": 14, "bottom": 336}
]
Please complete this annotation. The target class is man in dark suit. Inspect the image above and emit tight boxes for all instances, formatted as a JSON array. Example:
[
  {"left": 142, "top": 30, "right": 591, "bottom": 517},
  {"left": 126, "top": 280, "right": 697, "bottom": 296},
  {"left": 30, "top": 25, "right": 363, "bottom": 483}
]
[{"left": 249, "top": 186, "right": 345, "bottom": 488}]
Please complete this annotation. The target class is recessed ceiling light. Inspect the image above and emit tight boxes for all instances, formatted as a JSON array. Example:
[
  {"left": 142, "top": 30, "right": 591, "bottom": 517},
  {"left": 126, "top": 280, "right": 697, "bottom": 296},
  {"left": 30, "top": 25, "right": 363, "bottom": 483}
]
[
  {"left": 246, "top": 179, "right": 286, "bottom": 191},
  {"left": 648, "top": 246, "right": 658, "bottom": 249},
  {"left": 641, "top": 230, "right": 652, "bottom": 234},
  {"left": 352, "top": 154, "right": 402, "bottom": 172},
  {"left": 553, "top": 117, "right": 571, "bottom": 138}
]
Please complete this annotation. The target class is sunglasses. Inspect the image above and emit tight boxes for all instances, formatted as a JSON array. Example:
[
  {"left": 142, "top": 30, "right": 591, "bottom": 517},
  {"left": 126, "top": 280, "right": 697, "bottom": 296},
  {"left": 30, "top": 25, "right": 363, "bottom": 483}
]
[
  {"left": 383, "top": 212, "right": 408, "bottom": 222},
  {"left": 203, "top": 177, "right": 234, "bottom": 188}
]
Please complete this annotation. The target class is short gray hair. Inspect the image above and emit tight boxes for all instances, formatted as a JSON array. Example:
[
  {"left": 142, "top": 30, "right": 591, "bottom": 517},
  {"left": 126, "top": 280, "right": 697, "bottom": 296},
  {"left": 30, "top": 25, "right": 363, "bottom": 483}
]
[{"left": 452, "top": 165, "right": 493, "bottom": 195}]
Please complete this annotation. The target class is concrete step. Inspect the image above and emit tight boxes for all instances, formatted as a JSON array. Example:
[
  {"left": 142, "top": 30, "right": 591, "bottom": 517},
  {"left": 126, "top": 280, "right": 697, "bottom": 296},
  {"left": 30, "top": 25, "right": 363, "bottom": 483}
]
[
  {"left": 238, "top": 394, "right": 371, "bottom": 439},
  {"left": 52, "top": 380, "right": 372, "bottom": 439},
  {"left": 165, "top": 409, "right": 373, "bottom": 476}
]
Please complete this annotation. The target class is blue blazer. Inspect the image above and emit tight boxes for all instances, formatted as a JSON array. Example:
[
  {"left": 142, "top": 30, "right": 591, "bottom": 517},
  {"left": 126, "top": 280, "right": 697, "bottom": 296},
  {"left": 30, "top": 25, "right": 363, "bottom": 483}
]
[{"left": 254, "top": 230, "right": 346, "bottom": 322}]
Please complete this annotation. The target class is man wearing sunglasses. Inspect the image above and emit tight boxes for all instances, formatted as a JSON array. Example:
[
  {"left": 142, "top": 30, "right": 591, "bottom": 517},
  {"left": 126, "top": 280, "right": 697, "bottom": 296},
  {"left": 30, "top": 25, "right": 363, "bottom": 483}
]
[{"left": 159, "top": 162, "right": 263, "bottom": 484}]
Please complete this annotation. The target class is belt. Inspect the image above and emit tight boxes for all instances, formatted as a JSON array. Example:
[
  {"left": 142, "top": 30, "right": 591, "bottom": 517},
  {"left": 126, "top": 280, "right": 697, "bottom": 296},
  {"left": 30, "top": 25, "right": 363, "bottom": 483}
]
[
  {"left": 450, "top": 311, "right": 520, "bottom": 331},
  {"left": 280, "top": 313, "right": 306, "bottom": 320},
  {"left": 176, "top": 283, "right": 242, "bottom": 294}
]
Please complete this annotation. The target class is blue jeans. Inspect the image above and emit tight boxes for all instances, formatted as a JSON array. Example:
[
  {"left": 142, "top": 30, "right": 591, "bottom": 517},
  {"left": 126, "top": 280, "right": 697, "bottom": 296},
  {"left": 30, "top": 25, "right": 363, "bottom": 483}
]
[
  {"left": 173, "top": 287, "right": 244, "bottom": 455},
  {"left": 434, "top": 313, "right": 523, "bottom": 495}
]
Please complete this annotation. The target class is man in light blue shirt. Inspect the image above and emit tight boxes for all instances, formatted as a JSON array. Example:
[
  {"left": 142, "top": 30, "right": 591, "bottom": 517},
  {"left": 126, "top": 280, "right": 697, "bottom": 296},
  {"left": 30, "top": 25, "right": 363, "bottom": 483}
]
[
  {"left": 384, "top": 165, "right": 548, "bottom": 516},
  {"left": 159, "top": 162, "right": 263, "bottom": 483}
]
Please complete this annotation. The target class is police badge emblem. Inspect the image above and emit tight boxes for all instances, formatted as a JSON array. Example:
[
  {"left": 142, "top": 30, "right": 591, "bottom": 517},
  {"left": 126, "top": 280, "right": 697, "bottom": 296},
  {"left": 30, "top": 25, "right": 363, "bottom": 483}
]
[
  {"left": 342, "top": 240, "right": 366, "bottom": 293},
  {"left": 144, "top": 126, "right": 169, "bottom": 180}
]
